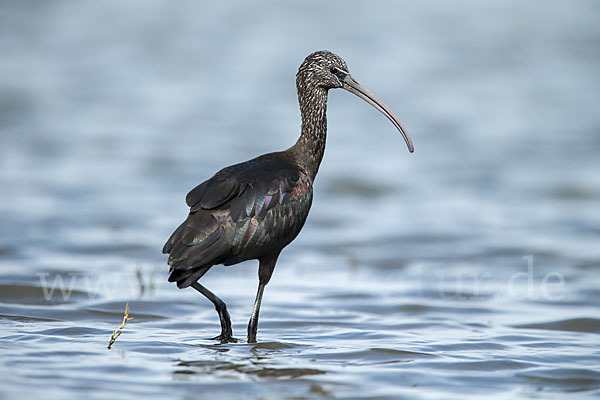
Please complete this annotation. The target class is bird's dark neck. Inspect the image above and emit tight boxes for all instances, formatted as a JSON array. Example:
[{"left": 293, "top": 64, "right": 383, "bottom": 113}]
[{"left": 290, "top": 86, "right": 328, "bottom": 180}]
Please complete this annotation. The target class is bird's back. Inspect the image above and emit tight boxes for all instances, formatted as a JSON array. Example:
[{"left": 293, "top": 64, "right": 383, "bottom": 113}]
[{"left": 163, "top": 150, "right": 313, "bottom": 288}]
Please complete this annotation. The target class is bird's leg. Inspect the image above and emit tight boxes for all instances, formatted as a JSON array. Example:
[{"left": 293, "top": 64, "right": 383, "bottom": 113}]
[
  {"left": 247, "top": 254, "right": 278, "bottom": 343},
  {"left": 248, "top": 283, "right": 265, "bottom": 343},
  {"left": 191, "top": 282, "right": 237, "bottom": 343}
]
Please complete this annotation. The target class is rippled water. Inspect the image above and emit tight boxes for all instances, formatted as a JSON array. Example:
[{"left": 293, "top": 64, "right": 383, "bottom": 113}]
[{"left": 1, "top": 1, "right": 599, "bottom": 399}]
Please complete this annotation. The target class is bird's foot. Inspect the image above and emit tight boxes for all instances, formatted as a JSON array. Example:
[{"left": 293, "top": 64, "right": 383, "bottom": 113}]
[{"left": 211, "top": 333, "right": 238, "bottom": 344}]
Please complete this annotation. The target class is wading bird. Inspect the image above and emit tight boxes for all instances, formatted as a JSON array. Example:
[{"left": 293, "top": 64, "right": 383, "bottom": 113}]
[{"left": 163, "top": 50, "right": 413, "bottom": 343}]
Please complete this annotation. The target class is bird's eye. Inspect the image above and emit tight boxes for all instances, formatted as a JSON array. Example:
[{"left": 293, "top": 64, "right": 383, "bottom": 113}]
[{"left": 330, "top": 67, "right": 347, "bottom": 79}]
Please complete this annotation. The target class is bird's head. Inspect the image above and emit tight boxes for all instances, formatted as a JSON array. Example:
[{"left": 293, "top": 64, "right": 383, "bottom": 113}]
[
  {"left": 297, "top": 50, "right": 414, "bottom": 153},
  {"left": 297, "top": 50, "right": 349, "bottom": 90}
]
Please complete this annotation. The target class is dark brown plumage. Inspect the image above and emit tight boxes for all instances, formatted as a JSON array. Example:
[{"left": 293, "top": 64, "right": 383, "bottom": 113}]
[{"left": 163, "top": 50, "right": 413, "bottom": 343}]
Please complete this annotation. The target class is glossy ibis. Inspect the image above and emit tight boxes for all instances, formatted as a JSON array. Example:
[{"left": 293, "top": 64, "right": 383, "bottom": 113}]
[{"left": 163, "top": 50, "right": 414, "bottom": 343}]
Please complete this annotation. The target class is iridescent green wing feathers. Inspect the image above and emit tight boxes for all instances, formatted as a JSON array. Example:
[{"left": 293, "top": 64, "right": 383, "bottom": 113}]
[
  {"left": 163, "top": 152, "right": 312, "bottom": 288},
  {"left": 185, "top": 153, "right": 300, "bottom": 214}
]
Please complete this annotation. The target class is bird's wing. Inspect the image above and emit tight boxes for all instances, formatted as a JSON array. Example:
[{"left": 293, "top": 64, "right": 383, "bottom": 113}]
[
  {"left": 185, "top": 152, "right": 301, "bottom": 219},
  {"left": 163, "top": 152, "right": 311, "bottom": 288}
]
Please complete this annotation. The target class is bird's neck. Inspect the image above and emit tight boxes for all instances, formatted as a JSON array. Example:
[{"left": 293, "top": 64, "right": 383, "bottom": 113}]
[{"left": 291, "top": 86, "right": 328, "bottom": 180}]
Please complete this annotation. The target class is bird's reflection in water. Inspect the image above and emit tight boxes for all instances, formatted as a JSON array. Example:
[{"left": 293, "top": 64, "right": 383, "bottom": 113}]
[{"left": 173, "top": 341, "right": 326, "bottom": 380}]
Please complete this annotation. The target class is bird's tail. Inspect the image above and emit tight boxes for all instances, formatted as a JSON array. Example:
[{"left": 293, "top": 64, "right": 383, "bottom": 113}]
[{"left": 168, "top": 264, "right": 212, "bottom": 289}]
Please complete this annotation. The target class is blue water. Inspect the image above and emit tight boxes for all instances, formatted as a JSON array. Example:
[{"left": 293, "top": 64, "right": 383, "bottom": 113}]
[{"left": 1, "top": 1, "right": 599, "bottom": 399}]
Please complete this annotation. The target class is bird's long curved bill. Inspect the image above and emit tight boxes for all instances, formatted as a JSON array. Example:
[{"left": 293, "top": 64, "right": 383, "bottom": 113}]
[{"left": 342, "top": 75, "right": 414, "bottom": 153}]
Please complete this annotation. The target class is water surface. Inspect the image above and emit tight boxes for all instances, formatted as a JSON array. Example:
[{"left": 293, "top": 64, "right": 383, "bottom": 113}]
[{"left": 1, "top": 1, "right": 599, "bottom": 399}]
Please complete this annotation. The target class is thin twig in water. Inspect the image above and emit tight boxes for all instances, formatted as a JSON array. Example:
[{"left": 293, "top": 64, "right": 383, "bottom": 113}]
[{"left": 107, "top": 302, "right": 133, "bottom": 350}]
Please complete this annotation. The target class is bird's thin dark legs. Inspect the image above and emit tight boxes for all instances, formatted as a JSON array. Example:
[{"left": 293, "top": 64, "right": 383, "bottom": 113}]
[
  {"left": 191, "top": 282, "right": 237, "bottom": 343},
  {"left": 247, "top": 254, "right": 278, "bottom": 343},
  {"left": 247, "top": 283, "right": 265, "bottom": 343}
]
